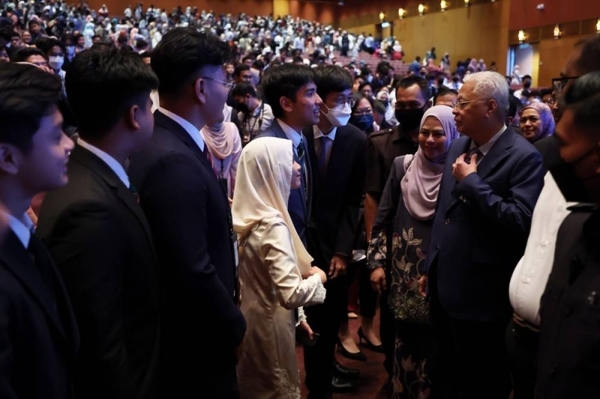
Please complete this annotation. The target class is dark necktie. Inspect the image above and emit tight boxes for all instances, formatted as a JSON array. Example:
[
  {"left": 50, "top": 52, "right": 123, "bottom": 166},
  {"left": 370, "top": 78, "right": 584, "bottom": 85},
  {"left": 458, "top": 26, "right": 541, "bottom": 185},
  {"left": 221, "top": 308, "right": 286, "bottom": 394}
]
[
  {"left": 318, "top": 136, "right": 331, "bottom": 176},
  {"left": 465, "top": 146, "right": 482, "bottom": 165},
  {"left": 297, "top": 139, "right": 308, "bottom": 196}
]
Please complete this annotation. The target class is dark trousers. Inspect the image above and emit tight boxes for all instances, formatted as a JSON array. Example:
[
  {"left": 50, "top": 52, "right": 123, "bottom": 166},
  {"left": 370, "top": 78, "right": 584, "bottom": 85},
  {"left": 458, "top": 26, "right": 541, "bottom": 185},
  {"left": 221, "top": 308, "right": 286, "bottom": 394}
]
[
  {"left": 430, "top": 289, "right": 511, "bottom": 399},
  {"left": 304, "top": 275, "right": 347, "bottom": 399},
  {"left": 346, "top": 260, "right": 378, "bottom": 318},
  {"left": 505, "top": 317, "right": 539, "bottom": 399}
]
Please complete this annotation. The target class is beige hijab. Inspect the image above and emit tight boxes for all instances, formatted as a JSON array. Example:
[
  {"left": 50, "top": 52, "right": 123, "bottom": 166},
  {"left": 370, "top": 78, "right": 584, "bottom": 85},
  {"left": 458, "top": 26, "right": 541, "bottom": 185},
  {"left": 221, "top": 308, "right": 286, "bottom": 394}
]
[{"left": 232, "top": 137, "right": 312, "bottom": 274}]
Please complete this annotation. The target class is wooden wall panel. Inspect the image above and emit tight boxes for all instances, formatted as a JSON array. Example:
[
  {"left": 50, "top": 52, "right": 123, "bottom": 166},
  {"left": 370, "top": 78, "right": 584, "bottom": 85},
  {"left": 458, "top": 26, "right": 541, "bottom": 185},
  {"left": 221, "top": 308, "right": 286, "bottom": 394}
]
[
  {"left": 509, "top": 0, "right": 600, "bottom": 31},
  {"left": 537, "top": 36, "right": 584, "bottom": 88}
]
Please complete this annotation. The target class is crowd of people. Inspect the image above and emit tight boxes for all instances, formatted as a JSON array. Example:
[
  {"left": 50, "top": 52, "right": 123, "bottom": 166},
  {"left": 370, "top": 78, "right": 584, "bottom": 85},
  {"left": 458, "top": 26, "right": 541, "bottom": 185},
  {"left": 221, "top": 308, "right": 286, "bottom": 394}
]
[{"left": 2, "top": 1, "right": 600, "bottom": 399}]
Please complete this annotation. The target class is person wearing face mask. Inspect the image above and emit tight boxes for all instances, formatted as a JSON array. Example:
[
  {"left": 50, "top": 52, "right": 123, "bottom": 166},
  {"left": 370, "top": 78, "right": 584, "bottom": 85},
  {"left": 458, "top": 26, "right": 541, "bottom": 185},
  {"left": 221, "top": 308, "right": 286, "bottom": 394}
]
[
  {"left": 364, "top": 76, "right": 430, "bottom": 390},
  {"left": 350, "top": 93, "right": 377, "bottom": 134},
  {"left": 232, "top": 82, "right": 275, "bottom": 145},
  {"left": 513, "top": 74, "right": 532, "bottom": 100},
  {"left": 36, "top": 38, "right": 66, "bottom": 84},
  {"left": 302, "top": 65, "right": 368, "bottom": 397},
  {"left": 536, "top": 70, "right": 600, "bottom": 399}
]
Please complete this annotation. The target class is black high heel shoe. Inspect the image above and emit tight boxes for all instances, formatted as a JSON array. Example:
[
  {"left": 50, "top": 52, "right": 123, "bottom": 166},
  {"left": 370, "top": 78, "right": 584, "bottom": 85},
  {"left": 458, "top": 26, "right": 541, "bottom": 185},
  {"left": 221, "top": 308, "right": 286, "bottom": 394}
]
[
  {"left": 358, "top": 327, "right": 384, "bottom": 353},
  {"left": 336, "top": 337, "right": 367, "bottom": 361}
]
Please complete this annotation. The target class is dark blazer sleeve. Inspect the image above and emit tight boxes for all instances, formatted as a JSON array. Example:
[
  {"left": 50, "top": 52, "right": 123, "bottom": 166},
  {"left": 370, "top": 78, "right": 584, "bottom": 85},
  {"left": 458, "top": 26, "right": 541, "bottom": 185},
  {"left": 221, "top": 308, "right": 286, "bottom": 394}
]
[
  {"left": 139, "top": 154, "right": 245, "bottom": 348},
  {"left": 44, "top": 201, "right": 136, "bottom": 399},
  {"left": 334, "top": 134, "right": 367, "bottom": 257},
  {"left": 0, "top": 291, "right": 17, "bottom": 399},
  {"left": 453, "top": 149, "right": 545, "bottom": 238}
]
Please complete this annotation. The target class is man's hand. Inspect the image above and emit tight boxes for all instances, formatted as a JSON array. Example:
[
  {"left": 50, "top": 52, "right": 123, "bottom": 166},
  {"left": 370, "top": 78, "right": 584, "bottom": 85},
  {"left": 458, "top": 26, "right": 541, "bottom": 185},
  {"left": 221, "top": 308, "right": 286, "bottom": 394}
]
[
  {"left": 418, "top": 274, "right": 428, "bottom": 298},
  {"left": 370, "top": 267, "right": 386, "bottom": 295},
  {"left": 452, "top": 153, "right": 478, "bottom": 182},
  {"left": 328, "top": 255, "right": 348, "bottom": 280}
]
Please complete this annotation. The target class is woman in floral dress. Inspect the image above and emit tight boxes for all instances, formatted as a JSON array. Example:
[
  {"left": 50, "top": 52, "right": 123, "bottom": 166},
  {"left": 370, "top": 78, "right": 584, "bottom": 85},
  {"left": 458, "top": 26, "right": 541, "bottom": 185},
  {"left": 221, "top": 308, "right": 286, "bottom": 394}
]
[{"left": 367, "top": 106, "right": 458, "bottom": 398}]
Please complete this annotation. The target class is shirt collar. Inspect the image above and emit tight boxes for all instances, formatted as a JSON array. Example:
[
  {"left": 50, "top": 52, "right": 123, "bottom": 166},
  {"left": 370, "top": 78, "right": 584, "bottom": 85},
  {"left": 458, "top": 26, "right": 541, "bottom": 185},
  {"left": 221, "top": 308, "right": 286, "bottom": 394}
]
[
  {"left": 277, "top": 118, "right": 302, "bottom": 149},
  {"left": 78, "top": 139, "right": 130, "bottom": 188},
  {"left": 313, "top": 125, "right": 337, "bottom": 141},
  {"left": 470, "top": 125, "right": 507, "bottom": 156},
  {"left": 1, "top": 211, "right": 35, "bottom": 248},
  {"left": 158, "top": 107, "right": 205, "bottom": 152}
]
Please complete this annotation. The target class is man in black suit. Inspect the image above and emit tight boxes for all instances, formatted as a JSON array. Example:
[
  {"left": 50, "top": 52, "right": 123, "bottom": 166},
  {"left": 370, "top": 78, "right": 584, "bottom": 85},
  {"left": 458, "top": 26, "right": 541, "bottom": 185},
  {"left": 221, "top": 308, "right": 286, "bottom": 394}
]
[
  {"left": 255, "top": 64, "right": 322, "bottom": 245},
  {"left": 36, "top": 48, "right": 162, "bottom": 399},
  {"left": 0, "top": 62, "right": 79, "bottom": 399},
  {"left": 421, "top": 71, "right": 545, "bottom": 399},
  {"left": 303, "top": 65, "right": 367, "bottom": 399},
  {"left": 128, "top": 28, "right": 246, "bottom": 398}
]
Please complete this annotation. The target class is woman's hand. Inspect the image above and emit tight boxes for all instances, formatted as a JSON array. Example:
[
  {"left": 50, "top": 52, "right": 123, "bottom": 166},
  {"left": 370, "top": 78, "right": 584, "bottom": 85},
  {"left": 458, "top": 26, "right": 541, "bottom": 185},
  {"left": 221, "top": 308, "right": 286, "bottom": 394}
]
[
  {"left": 298, "top": 320, "right": 314, "bottom": 340},
  {"left": 303, "top": 266, "right": 327, "bottom": 284}
]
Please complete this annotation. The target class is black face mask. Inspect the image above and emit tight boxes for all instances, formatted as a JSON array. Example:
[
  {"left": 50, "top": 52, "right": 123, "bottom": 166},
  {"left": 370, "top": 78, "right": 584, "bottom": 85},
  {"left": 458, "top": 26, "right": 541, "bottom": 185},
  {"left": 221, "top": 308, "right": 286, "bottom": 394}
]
[
  {"left": 523, "top": 82, "right": 532, "bottom": 89},
  {"left": 350, "top": 114, "right": 374, "bottom": 132},
  {"left": 452, "top": 77, "right": 460, "bottom": 83},
  {"left": 236, "top": 102, "right": 250, "bottom": 113},
  {"left": 395, "top": 106, "right": 426, "bottom": 132},
  {"left": 380, "top": 100, "right": 389, "bottom": 108},
  {"left": 551, "top": 135, "right": 592, "bottom": 203}
]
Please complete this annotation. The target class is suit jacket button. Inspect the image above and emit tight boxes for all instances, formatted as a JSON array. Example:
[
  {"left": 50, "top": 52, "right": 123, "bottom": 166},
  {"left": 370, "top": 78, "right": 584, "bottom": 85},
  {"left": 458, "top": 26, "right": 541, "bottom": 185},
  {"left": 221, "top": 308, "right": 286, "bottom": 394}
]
[{"left": 444, "top": 218, "right": 450, "bottom": 225}]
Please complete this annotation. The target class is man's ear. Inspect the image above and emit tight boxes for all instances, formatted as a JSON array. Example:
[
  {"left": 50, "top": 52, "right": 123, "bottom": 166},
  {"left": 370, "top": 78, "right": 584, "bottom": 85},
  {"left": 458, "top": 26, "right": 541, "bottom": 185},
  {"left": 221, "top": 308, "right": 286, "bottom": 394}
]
[
  {"left": 279, "top": 96, "right": 294, "bottom": 114},
  {"left": 193, "top": 77, "right": 207, "bottom": 105},
  {"left": 0, "top": 143, "right": 22, "bottom": 176},
  {"left": 486, "top": 99, "right": 498, "bottom": 118},
  {"left": 125, "top": 104, "right": 142, "bottom": 131}
]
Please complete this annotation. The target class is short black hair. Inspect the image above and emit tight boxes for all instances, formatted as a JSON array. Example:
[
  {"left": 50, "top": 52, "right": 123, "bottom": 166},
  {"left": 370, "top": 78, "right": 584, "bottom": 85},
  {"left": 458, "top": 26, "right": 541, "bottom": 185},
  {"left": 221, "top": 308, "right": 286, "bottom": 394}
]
[
  {"left": 396, "top": 76, "right": 432, "bottom": 101},
  {"left": 151, "top": 27, "right": 231, "bottom": 98},
  {"left": 65, "top": 47, "right": 158, "bottom": 141},
  {"left": 234, "top": 63, "right": 250, "bottom": 77},
  {"left": 522, "top": 75, "right": 532, "bottom": 80},
  {"left": 13, "top": 47, "right": 47, "bottom": 62},
  {"left": 559, "top": 71, "right": 600, "bottom": 130},
  {"left": 372, "top": 99, "right": 386, "bottom": 116},
  {"left": 260, "top": 63, "right": 315, "bottom": 118},
  {"left": 35, "top": 37, "right": 65, "bottom": 55},
  {"left": 231, "top": 82, "right": 257, "bottom": 98},
  {"left": 0, "top": 62, "right": 62, "bottom": 153},
  {"left": 314, "top": 65, "right": 352, "bottom": 99},
  {"left": 434, "top": 86, "right": 458, "bottom": 104}
]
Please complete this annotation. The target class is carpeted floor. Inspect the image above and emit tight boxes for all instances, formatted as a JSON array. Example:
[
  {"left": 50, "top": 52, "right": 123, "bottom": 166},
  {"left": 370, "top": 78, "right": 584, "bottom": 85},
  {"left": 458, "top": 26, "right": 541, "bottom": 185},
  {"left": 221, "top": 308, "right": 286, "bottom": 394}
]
[{"left": 296, "top": 312, "right": 389, "bottom": 399}]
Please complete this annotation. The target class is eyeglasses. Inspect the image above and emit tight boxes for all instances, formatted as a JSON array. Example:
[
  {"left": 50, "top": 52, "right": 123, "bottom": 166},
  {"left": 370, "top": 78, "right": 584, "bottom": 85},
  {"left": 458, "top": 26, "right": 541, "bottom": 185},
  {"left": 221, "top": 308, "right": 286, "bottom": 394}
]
[
  {"left": 552, "top": 76, "right": 579, "bottom": 94},
  {"left": 453, "top": 98, "right": 486, "bottom": 110},
  {"left": 201, "top": 76, "right": 235, "bottom": 94},
  {"left": 331, "top": 98, "right": 356, "bottom": 108}
]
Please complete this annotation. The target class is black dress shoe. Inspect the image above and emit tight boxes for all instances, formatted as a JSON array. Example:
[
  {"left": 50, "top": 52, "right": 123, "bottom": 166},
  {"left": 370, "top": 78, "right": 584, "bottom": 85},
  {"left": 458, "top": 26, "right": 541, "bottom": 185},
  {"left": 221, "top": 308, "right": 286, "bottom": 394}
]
[
  {"left": 331, "top": 376, "right": 356, "bottom": 393},
  {"left": 336, "top": 337, "right": 367, "bottom": 361},
  {"left": 333, "top": 361, "right": 360, "bottom": 380}
]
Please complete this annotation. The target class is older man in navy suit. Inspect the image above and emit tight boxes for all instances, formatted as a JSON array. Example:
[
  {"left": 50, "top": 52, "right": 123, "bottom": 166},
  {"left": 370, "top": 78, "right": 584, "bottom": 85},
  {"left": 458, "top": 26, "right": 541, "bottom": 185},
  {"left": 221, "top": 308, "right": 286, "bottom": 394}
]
[{"left": 420, "top": 71, "right": 545, "bottom": 399}]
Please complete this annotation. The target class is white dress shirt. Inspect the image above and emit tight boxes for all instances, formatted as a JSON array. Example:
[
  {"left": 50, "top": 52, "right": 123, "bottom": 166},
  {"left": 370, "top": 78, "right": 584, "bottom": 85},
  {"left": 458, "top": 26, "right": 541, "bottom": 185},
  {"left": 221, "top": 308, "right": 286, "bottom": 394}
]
[
  {"left": 509, "top": 172, "right": 574, "bottom": 326},
  {"left": 277, "top": 118, "right": 303, "bottom": 155},
  {"left": 78, "top": 139, "right": 130, "bottom": 188},
  {"left": 1, "top": 211, "right": 35, "bottom": 248},
  {"left": 158, "top": 106, "right": 205, "bottom": 152}
]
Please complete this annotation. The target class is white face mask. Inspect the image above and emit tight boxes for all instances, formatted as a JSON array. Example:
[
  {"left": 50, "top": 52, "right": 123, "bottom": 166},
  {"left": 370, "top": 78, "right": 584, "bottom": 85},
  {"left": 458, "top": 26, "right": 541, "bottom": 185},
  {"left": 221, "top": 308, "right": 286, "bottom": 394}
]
[
  {"left": 324, "top": 103, "right": 351, "bottom": 127},
  {"left": 48, "top": 55, "right": 64, "bottom": 70}
]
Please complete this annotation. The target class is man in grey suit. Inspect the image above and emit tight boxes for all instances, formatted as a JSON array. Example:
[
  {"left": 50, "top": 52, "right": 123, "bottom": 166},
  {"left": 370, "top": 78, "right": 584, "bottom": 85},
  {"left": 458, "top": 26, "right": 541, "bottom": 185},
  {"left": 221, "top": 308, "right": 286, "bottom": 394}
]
[{"left": 255, "top": 64, "right": 322, "bottom": 244}]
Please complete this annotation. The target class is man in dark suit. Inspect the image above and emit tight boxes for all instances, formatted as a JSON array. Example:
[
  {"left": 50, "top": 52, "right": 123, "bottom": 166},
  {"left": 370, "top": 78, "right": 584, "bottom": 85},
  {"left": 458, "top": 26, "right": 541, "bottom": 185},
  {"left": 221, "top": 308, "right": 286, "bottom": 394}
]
[
  {"left": 0, "top": 62, "right": 79, "bottom": 399},
  {"left": 420, "top": 71, "right": 545, "bottom": 399},
  {"left": 36, "top": 48, "right": 162, "bottom": 399},
  {"left": 128, "top": 28, "right": 246, "bottom": 398},
  {"left": 255, "top": 63, "right": 322, "bottom": 245},
  {"left": 302, "top": 65, "right": 368, "bottom": 399}
]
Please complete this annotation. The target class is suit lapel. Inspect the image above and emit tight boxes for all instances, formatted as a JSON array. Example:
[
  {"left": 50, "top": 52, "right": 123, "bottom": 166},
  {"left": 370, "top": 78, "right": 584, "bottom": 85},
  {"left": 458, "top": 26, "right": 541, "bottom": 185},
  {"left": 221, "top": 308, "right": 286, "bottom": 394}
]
[
  {"left": 154, "top": 110, "right": 213, "bottom": 171},
  {"left": 270, "top": 119, "right": 290, "bottom": 140},
  {"left": 475, "top": 128, "right": 514, "bottom": 179},
  {"left": 71, "top": 146, "right": 157, "bottom": 260},
  {"left": 0, "top": 233, "right": 75, "bottom": 352}
]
